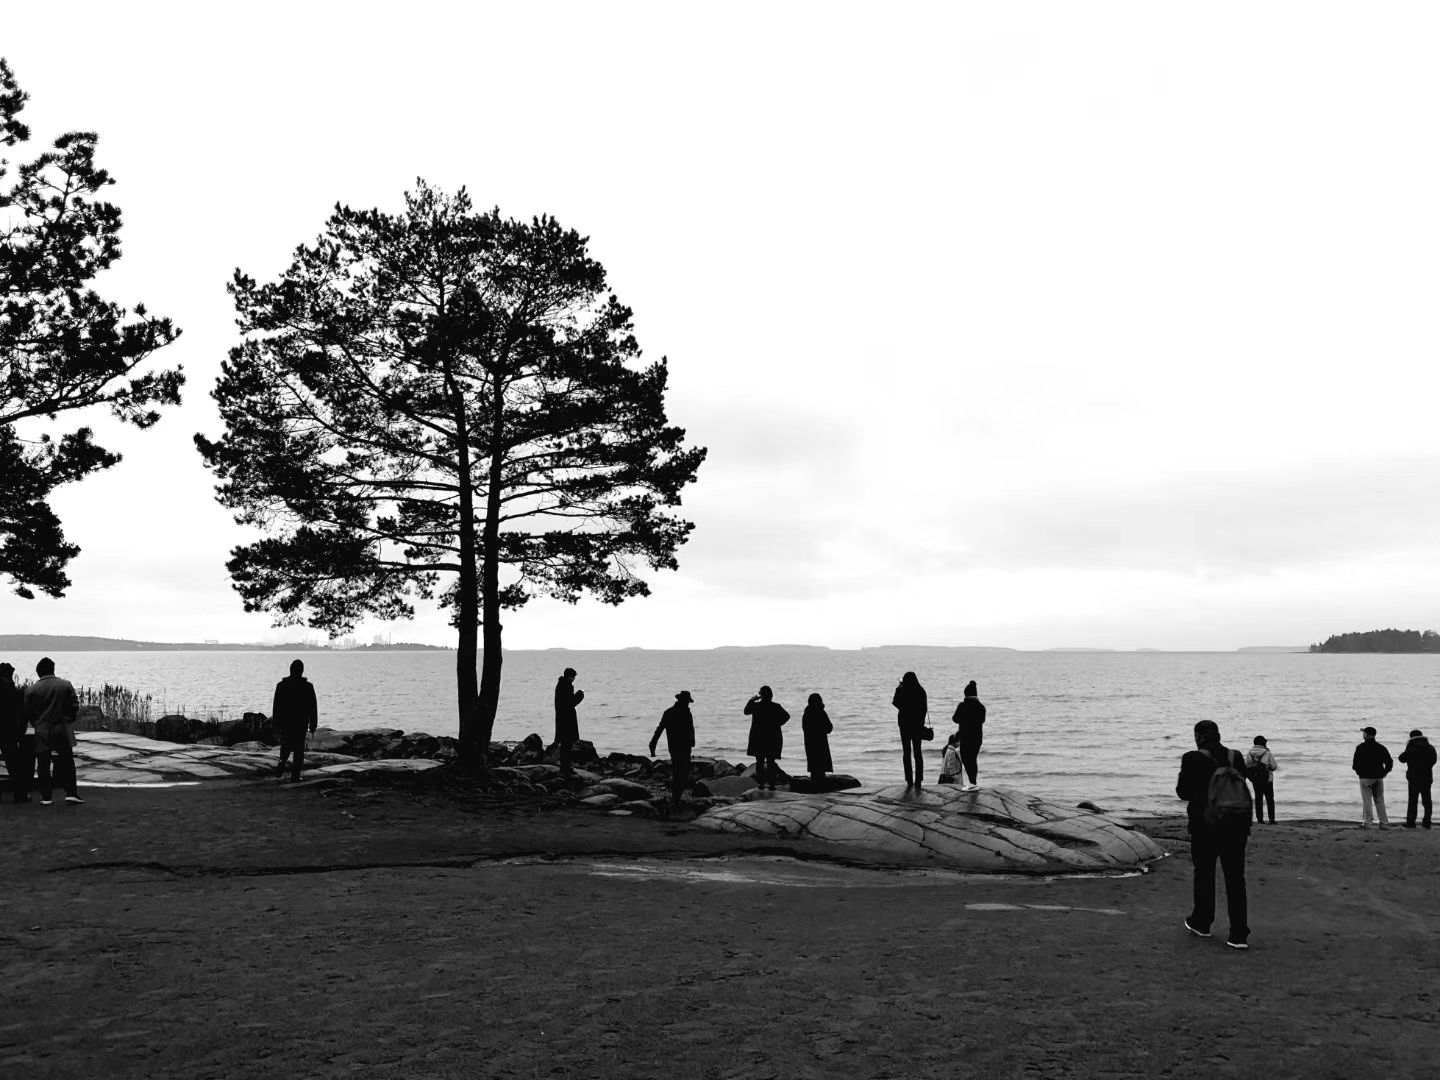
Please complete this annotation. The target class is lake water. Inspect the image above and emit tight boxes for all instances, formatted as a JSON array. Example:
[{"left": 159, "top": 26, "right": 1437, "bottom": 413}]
[{"left": 6, "top": 647, "right": 1431, "bottom": 821}]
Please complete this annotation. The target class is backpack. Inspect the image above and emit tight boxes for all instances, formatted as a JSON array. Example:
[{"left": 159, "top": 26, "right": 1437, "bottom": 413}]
[
  {"left": 1245, "top": 755, "right": 1270, "bottom": 784},
  {"left": 1204, "top": 748, "right": 1253, "bottom": 825}
]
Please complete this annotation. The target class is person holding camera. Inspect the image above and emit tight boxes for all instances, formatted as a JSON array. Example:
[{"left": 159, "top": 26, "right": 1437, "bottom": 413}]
[{"left": 743, "top": 685, "right": 789, "bottom": 791}]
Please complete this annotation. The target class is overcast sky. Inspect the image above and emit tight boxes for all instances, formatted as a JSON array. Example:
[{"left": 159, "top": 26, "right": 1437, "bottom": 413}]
[{"left": 3, "top": 3, "right": 1438, "bottom": 650}]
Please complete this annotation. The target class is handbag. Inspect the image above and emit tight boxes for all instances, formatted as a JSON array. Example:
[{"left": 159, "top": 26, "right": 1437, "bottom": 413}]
[{"left": 920, "top": 726, "right": 935, "bottom": 741}]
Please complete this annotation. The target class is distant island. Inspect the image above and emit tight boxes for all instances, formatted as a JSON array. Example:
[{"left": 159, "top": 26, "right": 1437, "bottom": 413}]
[
  {"left": 0, "top": 635, "right": 447, "bottom": 652},
  {"left": 1309, "top": 629, "right": 1440, "bottom": 654}
]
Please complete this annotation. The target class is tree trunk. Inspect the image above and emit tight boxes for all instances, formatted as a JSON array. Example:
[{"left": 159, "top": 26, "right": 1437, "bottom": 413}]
[
  {"left": 475, "top": 375, "right": 506, "bottom": 752},
  {"left": 451, "top": 363, "right": 484, "bottom": 770}
]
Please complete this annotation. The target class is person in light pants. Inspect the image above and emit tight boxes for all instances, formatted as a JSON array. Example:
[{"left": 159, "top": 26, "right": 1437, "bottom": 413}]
[{"left": 1352, "top": 725, "right": 1393, "bottom": 828}]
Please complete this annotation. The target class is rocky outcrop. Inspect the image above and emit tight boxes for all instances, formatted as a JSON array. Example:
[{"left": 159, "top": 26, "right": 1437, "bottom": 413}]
[
  {"left": 694, "top": 785, "right": 1163, "bottom": 873},
  {"left": 787, "top": 774, "right": 862, "bottom": 794}
]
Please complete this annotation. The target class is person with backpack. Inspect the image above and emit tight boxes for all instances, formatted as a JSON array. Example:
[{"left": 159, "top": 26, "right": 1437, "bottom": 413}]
[
  {"left": 1176, "top": 719, "right": 1252, "bottom": 950},
  {"left": 1244, "top": 736, "right": 1278, "bottom": 824},
  {"left": 1352, "top": 725, "right": 1393, "bottom": 829}
]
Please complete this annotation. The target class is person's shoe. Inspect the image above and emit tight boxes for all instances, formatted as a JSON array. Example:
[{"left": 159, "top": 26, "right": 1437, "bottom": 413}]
[
  {"left": 1225, "top": 939, "right": 1249, "bottom": 951},
  {"left": 1403, "top": 823, "right": 1417, "bottom": 828},
  {"left": 1184, "top": 919, "right": 1212, "bottom": 938},
  {"left": 64, "top": 795, "right": 84, "bottom": 805},
  {"left": 39, "top": 798, "right": 52, "bottom": 806},
  {"left": 1378, "top": 823, "right": 1389, "bottom": 830},
  {"left": 1424, "top": 823, "right": 1432, "bottom": 829}
]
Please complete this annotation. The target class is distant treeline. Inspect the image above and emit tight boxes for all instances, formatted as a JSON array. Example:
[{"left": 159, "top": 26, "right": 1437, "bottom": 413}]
[
  {"left": 0, "top": 635, "right": 445, "bottom": 652},
  {"left": 1309, "top": 629, "right": 1440, "bottom": 653}
]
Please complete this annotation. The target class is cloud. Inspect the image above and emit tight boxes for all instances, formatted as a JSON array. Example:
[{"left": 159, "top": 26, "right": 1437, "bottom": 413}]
[{"left": 914, "top": 455, "right": 1440, "bottom": 575}]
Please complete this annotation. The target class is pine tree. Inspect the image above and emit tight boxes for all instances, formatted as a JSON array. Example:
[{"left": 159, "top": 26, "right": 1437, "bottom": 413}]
[{"left": 196, "top": 182, "right": 705, "bottom": 763}]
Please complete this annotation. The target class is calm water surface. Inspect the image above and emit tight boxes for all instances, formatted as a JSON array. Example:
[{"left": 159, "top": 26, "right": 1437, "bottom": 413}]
[{"left": 8, "top": 647, "right": 1433, "bottom": 821}]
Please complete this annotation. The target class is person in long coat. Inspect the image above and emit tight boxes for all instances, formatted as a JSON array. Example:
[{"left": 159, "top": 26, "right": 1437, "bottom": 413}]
[
  {"left": 553, "top": 667, "right": 585, "bottom": 776},
  {"left": 892, "top": 671, "right": 928, "bottom": 788},
  {"left": 801, "top": 692, "right": 833, "bottom": 782},
  {"left": 0, "top": 661, "right": 33, "bottom": 803},
  {"left": 744, "top": 685, "right": 789, "bottom": 791}
]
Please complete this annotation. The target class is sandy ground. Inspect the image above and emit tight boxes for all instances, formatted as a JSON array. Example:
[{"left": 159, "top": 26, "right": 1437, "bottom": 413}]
[{"left": 0, "top": 779, "right": 1435, "bottom": 1080}]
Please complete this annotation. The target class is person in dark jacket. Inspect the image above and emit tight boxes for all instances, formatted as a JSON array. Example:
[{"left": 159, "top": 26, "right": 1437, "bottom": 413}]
[
  {"left": 951, "top": 680, "right": 986, "bottom": 790},
  {"left": 744, "top": 685, "right": 789, "bottom": 791},
  {"left": 273, "top": 659, "right": 319, "bottom": 782},
  {"left": 1352, "top": 725, "right": 1393, "bottom": 828},
  {"left": 0, "top": 662, "right": 34, "bottom": 803},
  {"left": 649, "top": 691, "right": 695, "bottom": 807},
  {"left": 1398, "top": 728, "right": 1436, "bottom": 829},
  {"left": 1177, "top": 719, "right": 1251, "bottom": 949},
  {"left": 25, "top": 657, "right": 82, "bottom": 805},
  {"left": 801, "top": 693, "right": 833, "bottom": 783},
  {"left": 892, "top": 671, "right": 928, "bottom": 788},
  {"left": 553, "top": 667, "right": 585, "bottom": 777}
]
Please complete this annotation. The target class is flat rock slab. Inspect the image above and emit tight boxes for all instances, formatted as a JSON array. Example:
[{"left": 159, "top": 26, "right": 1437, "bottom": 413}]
[{"left": 694, "top": 784, "right": 1164, "bottom": 873}]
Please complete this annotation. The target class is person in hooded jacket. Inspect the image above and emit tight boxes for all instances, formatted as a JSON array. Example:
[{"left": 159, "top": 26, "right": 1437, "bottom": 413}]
[
  {"left": 1398, "top": 728, "right": 1436, "bottom": 829},
  {"left": 744, "top": 686, "right": 789, "bottom": 791},
  {"left": 273, "top": 659, "right": 319, "bottom": 781},
  {"left": 892, "top": 671, "right": 928, "bottom": 788},
  {"left": 1244, "top": 736, "right": 1279, "bottom": 824},
  {"left": 951, "top": 680, "right": 986, "bottom": 790},
  {"left": 801, "top": 693, "right": 833, "bottom": 784}
]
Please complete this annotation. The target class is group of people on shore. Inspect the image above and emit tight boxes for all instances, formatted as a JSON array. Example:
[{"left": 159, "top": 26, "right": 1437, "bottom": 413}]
[
  {"left": 1349, "top": 725, "right": 1435, "bottom": 829},
  {"left": 553, "top": 667, "right": 990, "bottom": 805},
  {"left": 0, "top": 658, "right": 85, "bottom": 805}
]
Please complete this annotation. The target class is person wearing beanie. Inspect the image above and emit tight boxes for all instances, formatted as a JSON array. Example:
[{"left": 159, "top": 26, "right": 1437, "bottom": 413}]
[
  {"left": 24, "top": 657, "right": 82, "bottom": 806},
  {"left": 1398, "top": 728, "right": 1436, "bottom": 828},
  {"left": 1244, "top": 736, "right": 1279, "bottom": 823},
  {"left": 1351, "top": 726, "right": 1393, "bottom": 828},
  {"left": 650, "top": 691, "right": 696, "bottom": 807},
  {"left": 950, "top": 679, "right": 986, "bottom": 790},
  {"left": 0, "top": 662, "right": 33, "bottom": 803}
]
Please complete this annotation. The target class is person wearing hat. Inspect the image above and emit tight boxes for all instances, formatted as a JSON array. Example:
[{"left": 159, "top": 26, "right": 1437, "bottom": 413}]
[
  {"left": 649, "top": 691, "right": 695, "bottom": 807},
  {"left": 0, "top": 662, "right": 33, "bottom": 803},
  {"left": 1244, "top": 736, "right": 1279, "bottom": 824},
  {"left": 553, "top": 667, "right": 585, "bottom": 777},
  {"left": 24, "top": 657, "right": 82, "bottom": 805},
  {"left": 1351, "top": 725, "right": 1393, "bottom": 829},
  {"left": 950, "top": 679, "right": 986, "bottom": 791},
  {"left": 1398, "top": 728, "right": 1436, "bottom": 829}
]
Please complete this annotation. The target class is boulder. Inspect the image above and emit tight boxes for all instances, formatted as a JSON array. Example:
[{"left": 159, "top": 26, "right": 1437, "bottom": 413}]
[
  {"left": 1076, "top": 801, "right": 1109, "bottom": 814},
  {"left": 211, "top": 713, "right": 278, "bottom": 747},
  {"left": 230, "top": 741, "right": 273, "bottom": 753},
  {"left": 155, "top": 714, "right": 205, "bottom": 744},
  {"left": 521, "top": 733, "right": 545, "bottom": 753},
  {"left": 308, "top": 727, "right": 352, "bottom": 753},
  {"left": 787, "top": 774, "right": 862, "bottom": 794},
  {"left": 544, "top": 739, "right": 599, "bottom": 766},
  {"left": 695, "top": 785, "right": 1165, "bottom": 873},
  {"left": 597, "top": 778, "right": 653, "bottom": 802},
  {"left": 605, "top": 752, "right": 653, "bottom": 771},
  {"left": 694, "top": 774, "right": 760, "bottom": 798},
  {"left": 580, "top": 793, "right": 621, "bottom": 808},
  {"left": 76, "top": 704, "right": 105, "bottom": 730}
]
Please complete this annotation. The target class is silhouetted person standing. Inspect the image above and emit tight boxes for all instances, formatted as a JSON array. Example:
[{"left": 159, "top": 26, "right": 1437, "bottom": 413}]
[
  {"left": 25, "top": 657, "right": 82, "bottom": 806},
  {"left": 1352, "top": 725, "right": 1392, "bottom": 829},
  {"left": 801, "top": 693, "right": 833, "bottom": 783},
  {"left": 649, "top": 691, "right": 695, "bottom": 807},
  {"left": 273, "top": 659, "right": 318, "bottom": 782},
  {"left": 1398, "top": 728, "right": 1435, "bottom": 829},
  {"left": 951, "top": 680, "right": 986, "bottom": 790},
  {"left": 1245, "top": 736, "right": 1278, "bottom": 824},
  {"left": 1177, "top": 719, "right": 1250, "bottom": 950},
  {"left": 553, "top": 667, "right": 585, "bottom": 777},
  {"left": 892, "top": 671, "right": 928, "bottom": 788},
  {"left": 744, "top": 686, "right": 789, "bottom": 791},
  {"left": 0, "top": 662, "right": 33, "bottom": 803}
]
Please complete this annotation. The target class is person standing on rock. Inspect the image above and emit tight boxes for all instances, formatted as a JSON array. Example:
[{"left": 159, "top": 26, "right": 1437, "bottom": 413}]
[
  {"left": 892, "top": 671, "right": 928, "bottom": 788},
  {"left": 554, "top": 667, "right": 585, "bottom": 777},
  {"left": 801, "top": 693, "right": 834, "bottom": 786},
  {"left": 1352, "top": 725, "right": 1393, "bottom": 829},
  {"left": 24, "top": 657, "right": 82, "bottom": 806},
  {"left": 1177, "top": 719, "right": 1250, "bottom": 950},
  {"left": 1398, "top": 728, "right": 1435, "bottom": 829},
  {"left": 744, "top": 686, "right": 789, "bottom": 791},
  {"left": 951, "top": 680, "right": 986, "bottom": 791},
  {"left": 0, "top": 662, "right": 34, "bottom": 803},
  {"left": 649, "top": 690, "right": 695, "bottom": 807},
  {"left": 273, "top": 659, "right": 318, "bottom": 782}
]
